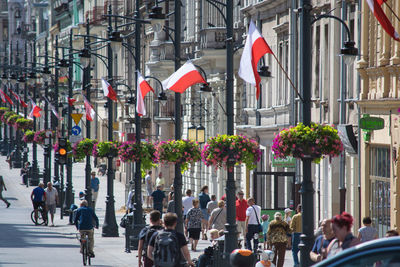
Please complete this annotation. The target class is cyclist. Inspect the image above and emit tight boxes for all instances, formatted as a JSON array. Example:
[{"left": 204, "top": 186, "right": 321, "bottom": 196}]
[
  {"left": 31, "top": 183, "right": 47, "bottom": 225},
  {"left": 74, "top": 200, "right": 99, "bottom": 258}
]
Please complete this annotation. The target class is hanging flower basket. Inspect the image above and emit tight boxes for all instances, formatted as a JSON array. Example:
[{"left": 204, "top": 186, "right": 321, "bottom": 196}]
[
  {"left": 15, "top": 118, "right": 34, "bottom": 131},
  {"left": 118, "top": 141, "right": 157, "bottom": 170},
  {"left": 7, "top": 114, "right": 22, "bottom": 128},
  {"left": 272, "top": 123, "right": 344, "bottom": 163},
  {"left": 73, "top": 138, "right": 98, "bottom": 161},
  {"left": 92, "top": 141, "right": 121, "bottom": 158},
  {"left": 33, "top": 129, "right": 46, "bottom": 145},
  {"left": 0, "top": 107, "right": 9, "bottom": 117},
  {"left": 2, "top": 111, "right": 16, "bottom": 123},
  {"left": 201, "top": 134, "right": 262, "bottom": 171},
  {"left": 156, "top": 139, "right": 201, "bottom": 172},
  {"left": 23, "top": 130, "right": 35, "bottom": 143}
]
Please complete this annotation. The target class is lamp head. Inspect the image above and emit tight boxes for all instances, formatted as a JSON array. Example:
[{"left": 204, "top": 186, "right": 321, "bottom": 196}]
[
  {"left": 340, "top": 41, "right": 358, "bottom": 65},
  {"left": 58, "top": 58, "right": 69, "bottom": 76},
  {"left": 109, "top": 30, "right": 123, "bottom": 52},
  {"left": 79, "top": 48, "right": 91, "bottom": 68},
  {"left": 158, "top": 91, "right": 168, "bottom": 106},
  {"left": 258, "top": 65, "right": 272, "bottom": 82},
  {"left": 200, "top": 83, "right": 212, "bottom": 93},
  {"left": 42, "top": 66, "right": 51, "bottom": 82},
  {"left": 188, "top": 124, "right": 197, "bottom": 142},
  {"left": 196, "top": 125, "right": 205, "bottom": 144}
]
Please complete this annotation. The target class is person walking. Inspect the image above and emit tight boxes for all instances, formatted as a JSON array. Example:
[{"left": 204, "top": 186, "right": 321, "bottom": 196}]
[
  {"left": 310, "top": 219, "right": 335, "bottom": 263},
  {"left": 290, "top": 204, "right": 302, "bottom": 266},
  {"left": 208, "top": 200, "right": 226, "bottom": 231},
  {"left": 145, "top": 171, "right": 153, "bottom": 208},
  {"left": 185, "top": 199, "right": 204, "bottom": 251},
  {"left": 31, "top": 183, "right": 47, "bottom": 225},
  {"left": 357, "top": 216, "right": 378, "bottom": 243},
  {"left": 138, "top": 210, "right": 163, "bottom": 267},
  {"left": 284, "top": 208, "right": 293, "bottom": 249},
  {"left": 151, "top": 185, "right": 166, "bottom": 214},
  {"left": 20, "top": 162, "right": 30, "bottom": 185},
  {"left": 326, "top": 212, "right": 360, "bottom": 258},
  {"left": 0, "top": 175, "right": 10, "bottom": 208},
  {"left": 74, "top": 200, "right": 99, "bottom": 258},
  {"left": 147, "top": 212, "right": 195, "bottom": 267},
  {"left": 45, "top": 182, "right": 59, "bottom": 226},
  {"left": 155, "top": 172, "right": 165, "bottom": 191},
  {"left": 267, "top": 212, "right": 290, "bottom": 267},
  {"left": 244, "top": 197, "right": 262, "bottom": 252},
  {"left": 182, "top": 189, "right": 194, "bottom": 237},
  {"left": 261, "top": 214, "right": 270, "bottom": 249},
  {"left": 199, "top": 186, "right": 211, "bottom": 240},
  {"left": 90, "top": 171, "right": 100, "bottom": 209},
  {"left": 206, "top": 194, "right": 218, "bottom": 215},
  {"left": 236, "top": 191, "right": 248, "bottom": 240}
]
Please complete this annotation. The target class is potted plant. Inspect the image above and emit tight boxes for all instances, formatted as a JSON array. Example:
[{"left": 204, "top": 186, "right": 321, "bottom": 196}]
[
  {"left": 33, "top": 129, "right": 47, "bottom": 145},
  {"left": 156, "top": 139, "right": 201, "bottom": 172},
  {"left": 0, "top": 107, "right": 9, "bottom": 117},
  {"left": 23, "top": 130, "right": 35, "bottom": 143},
  {"left": 201, "top": 134, "right": 262, "bottom": 171},
  {"left": 2, "top": 111, "right": 16, "bottom": 123},
  {"left": 118, "top": 141, "right": 157, "bottom": 171},
  {"left": 272, "top": 123, "right": 343, "bottom": 163},
  {"left": 15, "top": 118, "right": 34, "bottom": 131},
  {"left": 92, "top": 141, "right": 121, "bottom": 158},
  {"left": 73, "top": 138, "right": 98, "bottom": 161}
]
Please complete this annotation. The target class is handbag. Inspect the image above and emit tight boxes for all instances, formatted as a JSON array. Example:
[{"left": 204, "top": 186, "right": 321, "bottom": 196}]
[
  {"left": 120, "top": 214, "right": 127, "bottom": 228},
  {"left": 252, "top": 206, "right": 263, "bottom": 233}
]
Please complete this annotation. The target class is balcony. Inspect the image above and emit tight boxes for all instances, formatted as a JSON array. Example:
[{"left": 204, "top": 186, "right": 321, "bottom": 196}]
[
  {"left": 199, "top": 27, "right": 244, "bottom": 50},
  {"left": 154, "top": 98, "right": 175, "bottom": 123},
  {"left": 85, "top": 6, "right": 105, "bottom": 25}
]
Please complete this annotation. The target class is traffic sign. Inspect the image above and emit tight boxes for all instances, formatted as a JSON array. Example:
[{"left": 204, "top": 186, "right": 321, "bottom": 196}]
[
  {"left": 72, "top": 126, "right": 81, "bottom": 136},
  {"left": 71, "top": 113, "right": 83, "bottom": 125}
]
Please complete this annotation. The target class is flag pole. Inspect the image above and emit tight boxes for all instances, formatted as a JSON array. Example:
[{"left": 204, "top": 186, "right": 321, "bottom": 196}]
[{"left": 271, "top": 52, "right": 304, "bottom": 102}]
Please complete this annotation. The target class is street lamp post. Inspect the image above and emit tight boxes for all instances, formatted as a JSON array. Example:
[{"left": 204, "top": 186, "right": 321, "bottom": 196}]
[
  {"left": 8, "top": 43, "right": 15, "bottom": 158},
  {"left": 64, "top": 30, "right": 74, "bottom": 210},
  {"left": 102, "top": 5, "right": 119, "bottom": 237},
  {"left": 1, "top": 44, "right": 9, "bottom": 156},
  {"left": 12, "top": 41, "right": 22, "bottom": 168},
  {"left": 22, "top": 42, "right": 28, "bottom": 165},
  {"left": 53, "top": 36, "right": 60, "bottom": 185},
  {"left": 42, "top": 38, "right": 52, "bottom": 185}
]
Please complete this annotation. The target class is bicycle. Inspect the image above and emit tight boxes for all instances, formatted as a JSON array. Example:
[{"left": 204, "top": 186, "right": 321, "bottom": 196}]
[
  {"left": 31, "top": 204, "right": 48, "bottom": 226},
  {"left": 76, "top": 233, "right": 92, "bottom": 266}
]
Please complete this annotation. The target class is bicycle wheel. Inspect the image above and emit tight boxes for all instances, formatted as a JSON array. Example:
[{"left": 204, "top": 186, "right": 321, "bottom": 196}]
[
  {"left": 31, "top": 210, "right": 45, "bottom": 225},
  {"left": 82, "top": 240, "right": 87, "bottom": 266}
]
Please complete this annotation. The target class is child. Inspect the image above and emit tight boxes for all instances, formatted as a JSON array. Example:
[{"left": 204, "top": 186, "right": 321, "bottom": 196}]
[{"left": 261, "top": 214, "right": 270, "bottom": 249}]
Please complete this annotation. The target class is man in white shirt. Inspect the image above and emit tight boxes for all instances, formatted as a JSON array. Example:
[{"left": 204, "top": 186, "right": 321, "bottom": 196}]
[
  {"left": 45, "top": 182, "right": 59, "bottom": 227},
  {"left": 182, "top": 189, "right": 194, "bottom": 236},
  {"left": 244, "top": 197, "right": 261, "bottom": 252},
  {"left": 155, "top": 172, "right": 165, "bottom": 190},
  {"left": 145, "top": 171, "right": 153, "bottom": 208}
]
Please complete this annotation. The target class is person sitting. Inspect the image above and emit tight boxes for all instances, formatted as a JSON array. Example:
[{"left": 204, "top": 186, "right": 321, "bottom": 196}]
[{"left": 196, "top": 229, "right": 219, "bottom": 267}]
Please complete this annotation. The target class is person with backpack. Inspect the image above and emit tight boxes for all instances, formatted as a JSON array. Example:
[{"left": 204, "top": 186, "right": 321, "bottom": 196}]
[
  {"left": 147, "top": 212, "right": 195, "bottom": 267},
  {"left": 138, "top": 210, "right": 163, "bottom": 267}
]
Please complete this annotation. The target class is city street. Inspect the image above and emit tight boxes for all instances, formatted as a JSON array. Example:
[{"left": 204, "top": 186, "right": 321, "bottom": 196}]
[{"left": 0, "top": 145, "right": 295, "bottom": 266}]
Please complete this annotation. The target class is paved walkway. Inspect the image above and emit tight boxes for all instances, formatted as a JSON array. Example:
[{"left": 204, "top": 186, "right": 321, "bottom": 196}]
[{"left": 0, "top": 144, "right": 295, "bottom": 266}]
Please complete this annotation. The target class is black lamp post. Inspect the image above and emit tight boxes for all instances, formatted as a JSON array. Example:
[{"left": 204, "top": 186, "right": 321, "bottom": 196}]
[
  {"left": 11, "top": 41, "right": 22, "bottom": 168},
  {"left": 42, "top": 38, "right": 52, "bottom": 185},
  {"left": 0, "top": 50, "right": 9, "bottom": 156},
  {"left": 22, "top": 42, "right": 28, "bottom": 165},
  {"left": 53, "top": 36, "right": 60, "bottom": 185}
]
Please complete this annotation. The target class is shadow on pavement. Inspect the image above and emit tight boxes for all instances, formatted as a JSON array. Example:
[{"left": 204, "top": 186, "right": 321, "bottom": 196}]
[{"left": 0, "top": 223, "right": 78, "bottom": 248}]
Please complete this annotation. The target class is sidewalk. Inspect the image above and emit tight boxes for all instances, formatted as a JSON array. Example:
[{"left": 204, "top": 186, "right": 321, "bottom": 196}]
[{"left": 0, "top": 143, "right": 295, "bottom": 266}]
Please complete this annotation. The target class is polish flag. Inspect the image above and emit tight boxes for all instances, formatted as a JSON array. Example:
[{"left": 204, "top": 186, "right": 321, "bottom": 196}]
[
  {"left": 43, "top": 96, "right": 62, "bottom": 121},
  {"left": 83, "top": 95, "right": 96, "bottom": 121},
  {"left": 238, "top": 20, "right": 273, "bottom": 100},
  {"left": 28, "top": 100, "right": 42, "bottom": 119},
  {"left": 0, "top": 89, "right": 6, "bottom": 103},
  {"left": 68, "top": 97, "right": 76, "bottom": 106},
  {"left": 101, "top": 78, "right": 117, "bottom": 101},
  {"left": 366, "top": 0, "right": 399, "bottom": 41},
  {"left": 162, "top": 61, "right": 206, "bottom": 93},
  {"left": 0, "top": 89, "right": 14, "bottom": 105},
  {"left": 8, "top": 89, "right": 28, "bottom": 108},
  {"left": 136, "top": 71, "right": 154, "bottom": 117}
]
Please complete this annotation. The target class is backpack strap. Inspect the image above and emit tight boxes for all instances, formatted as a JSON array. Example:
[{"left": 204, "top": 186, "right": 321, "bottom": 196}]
[{"left": 212, "top": 208, "right": 223, "bottom": 226}]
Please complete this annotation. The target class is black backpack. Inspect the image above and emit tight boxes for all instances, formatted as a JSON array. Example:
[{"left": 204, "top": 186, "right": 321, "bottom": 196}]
[
  {"left": 153, "top": 230, "right": 180, "bottom": 267},
  {"left": 142, "top": 225, "right": 163, "bottom": 257}
]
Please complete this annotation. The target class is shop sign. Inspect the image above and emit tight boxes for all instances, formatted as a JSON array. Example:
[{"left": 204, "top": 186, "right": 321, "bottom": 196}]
[{"left": 360, "top": 115, "right": 384, "bottom": 130}]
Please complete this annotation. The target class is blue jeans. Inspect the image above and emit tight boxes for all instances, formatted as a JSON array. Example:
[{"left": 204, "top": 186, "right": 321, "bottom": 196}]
[
  {"left": 245, "top": 224, "right": 259, "bottom": 252},
  {"left": 292, "top": 232, "right": 301, "bottom": 265},
  {"left": 154, "top": 202, "right": 163, "bottom": 214}
]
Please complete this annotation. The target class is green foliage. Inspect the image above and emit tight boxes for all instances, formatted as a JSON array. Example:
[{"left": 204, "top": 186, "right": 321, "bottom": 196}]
[{"left": 73, "top": 138, "right": 98, "bottom": 161}]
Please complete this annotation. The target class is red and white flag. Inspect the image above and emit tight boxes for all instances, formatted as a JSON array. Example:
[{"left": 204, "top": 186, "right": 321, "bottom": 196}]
[
  {"left": 8, "top": 88, "right": 28, "bottom": 108},
  {"left": 83, "top": 95, "right": 96, "bottom": 121},
  {"left": 238, "top": 20, "right": 274, "bottom": 100},
  {"left": 0, "top": 89, "right": 14, "bottom": 105},
  {"left": 28, "top": 100, "right": 42, "bottom": 119},
  {"left": 68, "top": 97, "right": 76, "bottom": 106},
  {"left": 101, "top": 78, "right": 117, "bottom": 101},
  {"left": 162, "top": 61, "right": 206, "bottom": 93},
  {"left": 136, "top": 71, "right": 154, "bottom": 117},
  {"left": 43, "top": 96, "right": 62, "bottom": 120},
  {"left": 0, "top": 89, "right": 6, "bottom": 103},
  {"left": 366, "top": 0, "right": 400, "bottom": 41}
]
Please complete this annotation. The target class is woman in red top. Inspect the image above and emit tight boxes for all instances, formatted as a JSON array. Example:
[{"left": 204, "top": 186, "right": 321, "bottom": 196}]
[{"left": 236, "top": 191, "right": 249, "bottom": 240}]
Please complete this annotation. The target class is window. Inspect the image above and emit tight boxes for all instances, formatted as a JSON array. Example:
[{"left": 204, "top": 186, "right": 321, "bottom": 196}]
[{"left": 369, "top": 146, "right": 390, "bottom": 178}]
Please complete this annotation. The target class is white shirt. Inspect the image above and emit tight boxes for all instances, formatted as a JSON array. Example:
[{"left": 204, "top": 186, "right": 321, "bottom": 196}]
[
  {"left": 145, "top": 174, "right": 152, "bottom": 190},
  {"left": 156, "top": 177, "right": 165, "bottom": 187},
  {"left": 246, "top": 204, "right": 261, "bottom": 225},
  {"left": 126, "top": 190, "right": 135, "bottom": 210},
  {"left": 182, "top": 196, "right": 194, "bottom": 215},
  {"left": 45, "top": 188, "right": 58, "bottom": 205}
]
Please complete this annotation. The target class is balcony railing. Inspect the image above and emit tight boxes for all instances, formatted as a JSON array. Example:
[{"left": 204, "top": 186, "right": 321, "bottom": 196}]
[{"left": 199, "top": 27, "right": 244, "bottom": 50}]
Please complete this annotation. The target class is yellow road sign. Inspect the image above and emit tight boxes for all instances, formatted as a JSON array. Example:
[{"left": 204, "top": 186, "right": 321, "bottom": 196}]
[{"left": 71, "top": 113, "right": 83, "bottom": 125}]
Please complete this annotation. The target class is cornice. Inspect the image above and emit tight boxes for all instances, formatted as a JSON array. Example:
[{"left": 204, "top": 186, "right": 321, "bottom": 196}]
[{"left": 357, "top": 99, "right": 400, "bottom": 108}]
